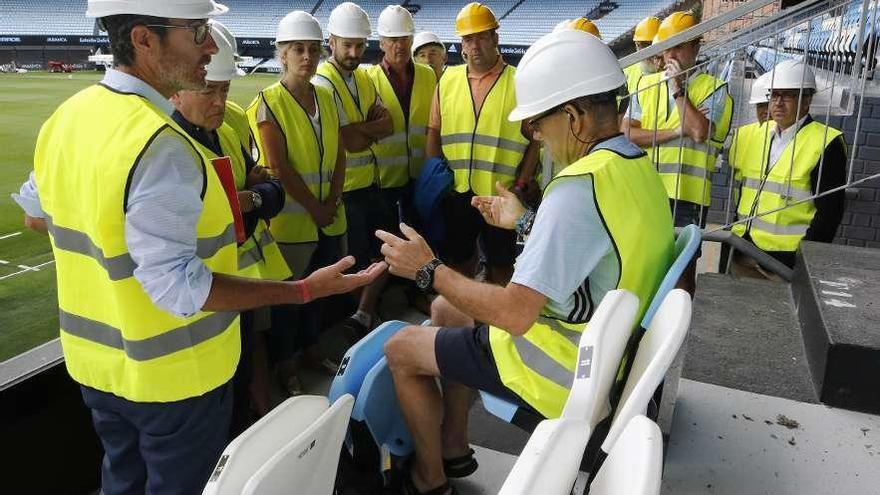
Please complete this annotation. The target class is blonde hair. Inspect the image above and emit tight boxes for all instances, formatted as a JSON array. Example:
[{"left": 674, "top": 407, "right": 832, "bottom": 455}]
[{"left": 275, "top": 41, "right": 293, "bottom": 74}]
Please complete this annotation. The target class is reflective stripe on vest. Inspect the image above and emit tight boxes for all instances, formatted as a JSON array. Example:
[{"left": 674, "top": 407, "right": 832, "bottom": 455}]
[
  {"left": 316, "top": 64, "right": 378, "bottom": 191},
  {"left": 367, "top": 62, "right": 436, "bottom": 186},
  {"left": 33, "top": 84, "right": 240, "bottom": 402},
  {"left": 439, "top": 64, "right": 528, "bottom": 196},
  {"left": 247, "top": 82, "right": 347, "bottom": 243},
  {"left": 637, "top": 72, "right": 733, "bottom": 205},
  {"left": 732, "top": 120, "right": 843, "bottom": 252},
  {"left": 488, "top": 135, "right": 674, "bottom": 419}
]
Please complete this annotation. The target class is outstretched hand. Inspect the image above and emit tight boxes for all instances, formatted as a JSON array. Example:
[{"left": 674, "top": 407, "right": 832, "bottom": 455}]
[
  {"left": 375, "top": 223, "right": 436, "bottom": 280},
  {"left": 304, "top": 255, "right": 387, "bottom": 299},
  {"left": 471, "top": 181, "right": 527, "bottom": 230}
]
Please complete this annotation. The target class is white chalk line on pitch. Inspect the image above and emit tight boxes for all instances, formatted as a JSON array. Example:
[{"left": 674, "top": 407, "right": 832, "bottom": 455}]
[
  {"left": 0, "top": 231, "right": 22, "bottom": 241},
  {"left": 0, "top": 260, "right": 55, "bottom": 281}
]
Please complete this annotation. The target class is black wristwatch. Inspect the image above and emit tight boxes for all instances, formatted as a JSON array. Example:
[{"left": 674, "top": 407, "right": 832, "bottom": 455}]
[
  {"left": 415, "top": 258, "right": 444, "bottom": 293},
  {"left": 672, "top": 89, "right": 687, "bottom": 100}
]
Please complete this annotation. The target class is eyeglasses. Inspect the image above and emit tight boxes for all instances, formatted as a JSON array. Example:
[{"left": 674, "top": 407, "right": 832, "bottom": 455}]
[
  {"left": 147, "top": 22, "right": 211, "bottom": 45},
  {"left": 769, "top": 90, "right": 804, "bottom": 103},
  {"left": 527, "top": 105, "right": 562, "bottom": 132}
]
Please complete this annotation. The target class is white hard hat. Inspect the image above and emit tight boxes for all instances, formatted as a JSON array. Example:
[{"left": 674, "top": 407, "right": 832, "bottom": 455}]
[
  {"left": 276, "top": 11, "right": 323, "bottom": 43},
  {"left": 377, "top": 5, "right": 415, "bottom": 37},
  {"left": 328, "top": 2, "right": 371, "bottom": 39},
  {"left": 767, "top": 59, "right": 817, "bottom": 91},
  {"left": 509, "top": 30, "right": 625, "bottom": 122},
  {"left": 206, "top": 21, "right": 244, "bottom": 81},
  {"left": 412, "top": 31, "right": 444, "bottom": 54},
  {"left": 748, "top": 73, "right": 770, "bottom": 105},
  {"left": 86, "top": 0, "right": 227, "bottom": 19}
]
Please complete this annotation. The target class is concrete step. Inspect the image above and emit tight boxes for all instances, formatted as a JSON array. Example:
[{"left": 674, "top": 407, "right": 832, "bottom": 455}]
[
  {"left": 793, "top": 241, "right": 880, "bottom": 414},
  {"left": 682, "top": 273, "right": 818, "bottom": 404}
]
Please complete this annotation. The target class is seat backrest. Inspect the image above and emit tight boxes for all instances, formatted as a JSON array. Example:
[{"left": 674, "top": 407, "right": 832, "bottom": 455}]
[
  {"left": 328, "top": 320, "right": 409, "bottom": 404},
  {"left": 590, "top": 415, "right": 662, "bottom": 495},
  {"left": 497, "top": 418, "right": 593, "bottom": 495},
  {"left": 242, "top": 394, "right": 355, "bottom": 495},
  {"left": 202, "top": 395, "right": 333, "bottom": 495},
  {"left": 353, "top": 357, "right": 414, "bottom": 457},
  {"left": 601, "top": 290, "right": 691, "bottom": 454},
  {"left": 561, "top": 289, "right": 640, "bottom": 427},
  {"left": 640, "top": 224, "right": 700, "bottom": 329}
]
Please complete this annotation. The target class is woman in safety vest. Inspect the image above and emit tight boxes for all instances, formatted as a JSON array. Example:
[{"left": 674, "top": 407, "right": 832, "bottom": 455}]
[{"left": 247, "top": 11, "right": 347, "bottom": 394}]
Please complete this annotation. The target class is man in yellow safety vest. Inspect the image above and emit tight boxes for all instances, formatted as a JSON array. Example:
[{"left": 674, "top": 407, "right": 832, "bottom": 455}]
[
  {"left": 426, "top": 2, "right": 540, "bottom": 285},
  {"left": 622, "top": 11, "right": 733, "bottom": 293},
  {"left": 377, "top": 31, "right": 673, "bottom": 495},
  {"left": 731, "top": 60, "right": 846, "bottom": 276},
  {"left": 12, "top": 2, "right": 384, "bottom": 492}
]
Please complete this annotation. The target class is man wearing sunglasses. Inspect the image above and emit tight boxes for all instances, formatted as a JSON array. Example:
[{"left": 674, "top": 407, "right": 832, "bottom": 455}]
[{"left": 12, "top": 1, "right": 384, "bottom": 493}]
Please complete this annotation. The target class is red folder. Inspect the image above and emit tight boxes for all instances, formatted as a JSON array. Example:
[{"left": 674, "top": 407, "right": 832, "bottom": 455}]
[{"left": 211, "top": 156, "right": 246, "bottom": 243}]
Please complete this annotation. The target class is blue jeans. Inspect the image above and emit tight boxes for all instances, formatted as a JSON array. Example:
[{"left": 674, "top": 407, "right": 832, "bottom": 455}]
[{"left": 81, "top": 382, "right": 232, "bottom": 495}]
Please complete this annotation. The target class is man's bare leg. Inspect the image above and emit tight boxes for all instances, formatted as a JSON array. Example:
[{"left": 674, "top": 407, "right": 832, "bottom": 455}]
[
  {"left": 431, "top": 297, "right": 477, "bottom": 459},
  {"left": 385, "top": 325, "right": 449, "bottom": 492}
]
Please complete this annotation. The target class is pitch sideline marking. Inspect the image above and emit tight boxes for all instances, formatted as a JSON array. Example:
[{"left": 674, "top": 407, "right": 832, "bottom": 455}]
[
  {"left": 0, "top": 231, "right": 22, "bottom": 241},
  {"left": 0, "top": 260, "right": 55, "bottom": 281}
]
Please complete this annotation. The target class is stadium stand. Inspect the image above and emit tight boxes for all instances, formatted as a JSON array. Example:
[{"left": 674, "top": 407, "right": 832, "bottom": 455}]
[
  {"left": 0, "top": 0, "right": 686, "bottom": 45},
  {"left": 0, "top": 0, "right": 92, "bottom": 35}
]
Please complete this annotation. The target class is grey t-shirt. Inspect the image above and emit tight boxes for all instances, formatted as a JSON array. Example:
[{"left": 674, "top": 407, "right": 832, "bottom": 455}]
[{"left": 510, "top": 135, "right": 645, "bottom": 322}]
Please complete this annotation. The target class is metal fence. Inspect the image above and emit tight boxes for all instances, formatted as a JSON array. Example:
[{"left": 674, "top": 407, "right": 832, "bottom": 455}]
[{"left": 618, "top": 0, "right": 880, "bottom": 277}]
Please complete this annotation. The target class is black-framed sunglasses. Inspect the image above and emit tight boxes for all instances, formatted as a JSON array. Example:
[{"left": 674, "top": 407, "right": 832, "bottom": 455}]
[
  {"left": 146, "top": 22, "right": 211, "bottom": 45},
  {"left": 527, "top": 105, "right": 563, "bottom": 132}
]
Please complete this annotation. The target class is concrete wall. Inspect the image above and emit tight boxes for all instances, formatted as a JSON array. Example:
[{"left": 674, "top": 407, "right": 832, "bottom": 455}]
[{"left": 707, "top": 95, "right": 880, "bottom": 249}]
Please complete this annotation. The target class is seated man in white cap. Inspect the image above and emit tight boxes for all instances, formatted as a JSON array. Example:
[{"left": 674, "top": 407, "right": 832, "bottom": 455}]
[{"left": 375, "top": 30, "right": 674, "bottom": 495}]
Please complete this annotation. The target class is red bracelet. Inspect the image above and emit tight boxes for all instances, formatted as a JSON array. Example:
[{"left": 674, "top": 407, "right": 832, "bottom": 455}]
[{"left": 295, "top": 280, "right": 312, "bottom": 304}]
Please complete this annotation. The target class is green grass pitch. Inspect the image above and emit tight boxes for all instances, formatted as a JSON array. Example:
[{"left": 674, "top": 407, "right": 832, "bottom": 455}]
[{"left": 0, "top": 70, "right": 279, "bottom": 362}]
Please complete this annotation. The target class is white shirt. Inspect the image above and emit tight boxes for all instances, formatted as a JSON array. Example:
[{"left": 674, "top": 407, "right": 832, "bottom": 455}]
[{"left": 769, "top": 114, "right": 810, "bottom": 168}]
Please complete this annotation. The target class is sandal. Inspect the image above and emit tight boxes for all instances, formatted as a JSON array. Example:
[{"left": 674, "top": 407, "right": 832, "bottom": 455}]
[
  {"left": 443, "top": 448, "right": 478, "bottom": 478},
  {"left": 402, "top": 470, "right": 458, "bottom": 495}
]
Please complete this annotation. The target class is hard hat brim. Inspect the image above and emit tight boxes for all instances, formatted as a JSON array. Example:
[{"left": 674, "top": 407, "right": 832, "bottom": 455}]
[
  {"left": 86, "top": 0, "right": 228, "bottom": 19},
  {"left": 455, "top": 22, "right": 499, "bottom": 37}
]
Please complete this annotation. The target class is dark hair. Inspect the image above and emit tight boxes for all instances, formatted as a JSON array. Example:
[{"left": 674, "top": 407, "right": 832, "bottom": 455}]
[
  {"left": 566, "top": 89, "right": 622, "bottom": 123},
  {"left": 100, "top": 14, "right": 169, "bottom": 67}
]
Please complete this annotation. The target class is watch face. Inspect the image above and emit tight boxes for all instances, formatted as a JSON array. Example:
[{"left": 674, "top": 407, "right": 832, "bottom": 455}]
[{"left": 415, "top": 267, "right": 431, "bottom": 291}]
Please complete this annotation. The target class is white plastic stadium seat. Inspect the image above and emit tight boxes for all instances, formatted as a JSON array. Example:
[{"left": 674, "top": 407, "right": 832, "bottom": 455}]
[
  {"left": 498, "top": 290, "right": 640, "bottom": 495},
  {"left": 589, "top": 415, "right": 663, "bottom": 495},
  {"left": 202, "top": 394, "right": 354, "bottom": 495},
  {"left": 600, "top": 289, "right": 691, "bottom": 455}
]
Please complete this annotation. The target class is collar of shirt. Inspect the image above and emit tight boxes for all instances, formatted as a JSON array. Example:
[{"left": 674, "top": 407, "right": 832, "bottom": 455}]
[
  {"left": 467, "top": 55, "right": 505, "bottom": 81},
  {"left": 773, "top": 114, "right": 810, "bottom": 145},
  {"left": 101, "top": 68, "right": 174, "bottom": 116},
  {"left": 171, "top": 110, "right": 221, "bottom": 155},
  {"left": 380, "top": 58, "right": 414, "bottom": 80}
]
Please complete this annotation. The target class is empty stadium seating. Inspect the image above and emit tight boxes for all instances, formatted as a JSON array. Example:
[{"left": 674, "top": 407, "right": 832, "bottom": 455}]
[{"left": 0, "top": 0, "right": 681, "bottom": 45}]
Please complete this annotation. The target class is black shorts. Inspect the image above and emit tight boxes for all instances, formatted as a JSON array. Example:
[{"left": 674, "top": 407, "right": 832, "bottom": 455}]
[
  {"left": 343, "top": 186, "right": 388, "bottom": 270},
  {"left": 434, "top": 325, "right": 530, "bottom": 407},
  {"left": 439, "top": 191, "right": 516, "bottom": 268}
]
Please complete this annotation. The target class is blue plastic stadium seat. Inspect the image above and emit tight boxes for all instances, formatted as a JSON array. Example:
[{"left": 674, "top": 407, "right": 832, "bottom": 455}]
[
  {"left": 353, "top": 357, "right": 414, "bottom": 457},
  {"left": 328, "top": 320, "right": 410, "bottom": 405}
]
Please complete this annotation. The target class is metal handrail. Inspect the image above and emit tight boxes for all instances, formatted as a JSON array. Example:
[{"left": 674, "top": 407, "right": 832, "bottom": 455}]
[{"left": 699, "top": 230, "right": 795, "bottom": 281}]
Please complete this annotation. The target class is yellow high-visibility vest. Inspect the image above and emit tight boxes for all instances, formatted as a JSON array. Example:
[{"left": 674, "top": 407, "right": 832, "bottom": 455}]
[
  {"left": 316, "top": 63, "right": 378, "bottom": 191},
  {"left": 216, "top": 121, "right": 291, "bottom": 281},
  {"left": 732, "top": 120, "right": 844, "bottom": 252},
  {"left": 489, "top": 139, "right": 674, "bottom": 419},
  {"left": 247, "top": 82, "right": 346, "bottom": 243},
  {"left": 367, "top": 62, "right": 437, "bottom": 186},
  {"left": 34, "top": 85, "right": 241, "bottom": 403},
  {"left": 225, "top": 99, "right": 252, "bottom": 152},
  {"left": 637, "top": 71, "right": 733, "bottom": 206},
  {"left": 439, "top": 64, "right": 529, "bottom": 196}
]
